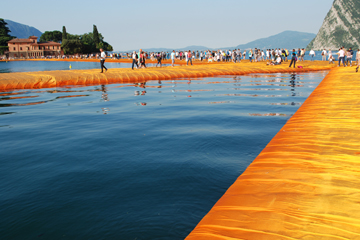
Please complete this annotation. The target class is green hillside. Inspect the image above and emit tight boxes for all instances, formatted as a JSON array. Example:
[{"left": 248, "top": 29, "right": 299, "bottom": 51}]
[{"left": 5, "top": 19, "right": 42, "bottom": 39}]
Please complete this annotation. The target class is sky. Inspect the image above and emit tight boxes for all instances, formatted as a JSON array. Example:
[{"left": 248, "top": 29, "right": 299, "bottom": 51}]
[{"left": 1, "top": 0, "right": 334, "bottom": 51}]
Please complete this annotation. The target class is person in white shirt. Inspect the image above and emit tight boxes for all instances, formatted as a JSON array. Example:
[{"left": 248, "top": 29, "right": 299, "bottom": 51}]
[
  {"left": 328, "top": 49, "right": 332, "bottom": 61},
  {"left": 261, "top": 51, "right": 265, "bottom": 61},
  {"left": 309, "top": 49, "right": 316, "bottom": 61},
  {"left": 131, "top": 51, "right": 138, "bottom": 70},
  {"left": 236, "top": 50, "right": 240, "bottom": 62},
  {"left": 171, "top": 50, "right": 175, "bottom": 67},
  {"left": 100, "top": 48, "right": 107, "bottom": 73},
  {"left": 338, "top": 47, "right": 346, "bottom": 67},
  {"left": 300, "top": 48, "right": 306, "bottom": 61}
]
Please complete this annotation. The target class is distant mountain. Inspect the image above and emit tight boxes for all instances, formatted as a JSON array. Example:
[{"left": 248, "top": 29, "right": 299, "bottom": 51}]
[
  {"left": 120, "top": 31, "right": 315, "bottom": 52},
  {"left": 123, "top": 45, "right": 210, "bottom": 53},
  {"left": 177, "top": 45, "right": 209, "bottom": 51},
  {"left": 235, "top": 31, "right": 316, "bottom": 50},
  {"left": 5, "top": 19, "right": 42, "bottom": 39},
  {"left": 307, "top": 0, "right": 360, "bottom": 50}
]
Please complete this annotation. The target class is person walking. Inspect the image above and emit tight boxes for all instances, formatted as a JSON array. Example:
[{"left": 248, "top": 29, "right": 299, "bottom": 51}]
[
  {"left": 338, "top": 47, "right": 346, "bottom": 67},
  {"left": 156, "top": 52, "right": 162, "bottom": 67},
  {"left": 100, "top": 48, "right": 107, "bottom": 73},
  {"left": 249, "top": 49, "right": 253, "bottom": 62},
  {"left": 309, "top": 49, "right": 316, "bottom": 61},
  {"left": 131, "top": 51, "right": 138, "bottom": 70},
  {"left": 171, "top": 50, "right": 175, "bottom": 67},
  {"left": 187, "top": 50, "right": 193, "bottom": 65},
  {"left": 346, "top": 48, "right": 353, "bottom": 67},
  {"left": 138, "top": 51, "right": 147, "bottom": 69},
  {"left": 289, "top": 49, "right": 297, "bottom": 68},
  {"left": 321, "top": 49, "right": 327, "bottom": 61}
]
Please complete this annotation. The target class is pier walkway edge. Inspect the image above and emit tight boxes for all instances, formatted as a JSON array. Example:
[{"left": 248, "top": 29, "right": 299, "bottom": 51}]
[{"left": 186, "top": 66, "right": 360, "bottom": 239}]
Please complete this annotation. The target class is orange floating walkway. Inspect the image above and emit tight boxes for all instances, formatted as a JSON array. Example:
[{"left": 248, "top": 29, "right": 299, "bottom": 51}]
[
  {"left": 186, "top": 66, "right": 360, "bottom": 239},
  {"left": 0, "top": 61, "right": 333, "bottom": 91}
]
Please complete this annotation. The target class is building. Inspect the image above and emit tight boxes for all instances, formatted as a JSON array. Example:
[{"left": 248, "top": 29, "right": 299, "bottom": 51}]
[{"left": 7, "top": 36, "right": 62, "bottom": 58}]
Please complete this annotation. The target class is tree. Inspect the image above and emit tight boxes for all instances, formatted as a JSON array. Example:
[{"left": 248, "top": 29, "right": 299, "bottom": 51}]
[
  {"left": 60, "top": 25, "right": 113, "bottom": 54},
  {"left": 0, "top": 18, "right": 15, "bottom": 54},
  {"left": 40, "top": 31, "right": 62, "bottom": 42},
  {"left": 93, "top": 25, "right": 100, "bottom": 48},
  {"left": 62, "top": 26, "right": 67, "bottom": 41},
  {"left": 102, "top": 41, "right": 113, "bottom": 51},
  {"left": 62, "top": 39, "right": 83, "bottom": 55}
]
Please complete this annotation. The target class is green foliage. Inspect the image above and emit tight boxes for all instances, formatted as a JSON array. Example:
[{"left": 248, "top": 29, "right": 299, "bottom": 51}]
[
  {"left": 60, "top": 25, "right": 113, "bottom": 54},
  {"left": 93, "top": 25, "right": 100, "bottom": 47},
  {"left": 61, "top": 39, "right": 82, "bottom": 55},
  {"left": 103, "top": 42, "right": 113, "bottom": 51},
  {"left": 0, "top": 46, "right": 9, "bottom": 54},
  {"left": 79, "top": 32, "right": 96, "bottom": 53},
  {"left": 62, "top": 26, "right": 67, "bottom": 41},
  {"left": 0, "top": 18, "right": 15, "bottom": 54},
  {"left": 40, "top": 31, "right": 62, "bottom": 42}
]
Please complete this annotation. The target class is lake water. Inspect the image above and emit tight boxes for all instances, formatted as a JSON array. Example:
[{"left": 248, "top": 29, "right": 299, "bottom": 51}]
[
  {"left": 0, "top": 61, "right": 169, "bottom": 73},
  {"left": 0, "top": 71, "right": 328, "bottom": 239}
]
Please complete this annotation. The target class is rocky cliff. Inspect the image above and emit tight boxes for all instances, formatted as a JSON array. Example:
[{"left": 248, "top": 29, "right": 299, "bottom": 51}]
[{"left": 307, "top": 0, "right": 360, "bottom": 50}]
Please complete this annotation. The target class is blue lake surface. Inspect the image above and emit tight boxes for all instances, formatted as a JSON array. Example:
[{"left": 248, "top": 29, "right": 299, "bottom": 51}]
[
  {"left": 0, "top": 71, "right": 328, "bottom": 239},
  {"left": 0, "top": 61, "right": 168, "bottom": 73}
]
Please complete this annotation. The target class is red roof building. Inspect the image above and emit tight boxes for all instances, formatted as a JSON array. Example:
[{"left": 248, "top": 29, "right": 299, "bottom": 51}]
[{"left": 7, "top": 36, "right": 62, "bottom": 58}]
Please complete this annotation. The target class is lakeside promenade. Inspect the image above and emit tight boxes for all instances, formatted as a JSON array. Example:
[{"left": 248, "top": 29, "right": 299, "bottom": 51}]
[{"left": 186, "top": 66, "right": 360, "bottom": 239}]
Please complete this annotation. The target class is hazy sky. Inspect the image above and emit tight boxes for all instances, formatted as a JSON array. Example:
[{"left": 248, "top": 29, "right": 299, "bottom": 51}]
[{"left": 2, "top": 0, "right": 334, "bottom": 51}]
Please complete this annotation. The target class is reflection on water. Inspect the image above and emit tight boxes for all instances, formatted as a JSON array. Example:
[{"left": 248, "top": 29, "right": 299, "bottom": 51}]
[
  {"left": 0, "top": 71, "right": 328, "bottom": 240},
  {"left": 0, "top": 72, "right": 328, "bottom": 117},
  {"left": 0, "top": 94, "right": 90, "bottom": 107},
  {"left": 249, "top": 113, "right": 292, "bottom": 117}
]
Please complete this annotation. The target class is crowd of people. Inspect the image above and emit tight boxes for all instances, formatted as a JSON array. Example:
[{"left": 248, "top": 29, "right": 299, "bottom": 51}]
[
  {"left": 264, "top": 47, "right": 360, "bottom": 69},
  {"left": 316, "top": 47, "right": 360, "bottom": 68},
  {"left": 2, "top": 46, "right": 360, "bottom": 72},
  {"left": 115, "top": 47, "right": 360, "bottom": 66}
]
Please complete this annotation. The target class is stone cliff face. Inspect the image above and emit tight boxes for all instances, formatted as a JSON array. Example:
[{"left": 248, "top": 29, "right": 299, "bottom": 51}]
[{"left": 307, "top": 0, "right": 360, "bottom": 50}]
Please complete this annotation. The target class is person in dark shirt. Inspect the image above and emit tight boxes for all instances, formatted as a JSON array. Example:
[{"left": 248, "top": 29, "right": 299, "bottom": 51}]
[
  {"left": 156, "top": 52, "right": 162, "bottom": 67},
  {"left": 289, "top": 49, "right": 297, "bottom": 68}
]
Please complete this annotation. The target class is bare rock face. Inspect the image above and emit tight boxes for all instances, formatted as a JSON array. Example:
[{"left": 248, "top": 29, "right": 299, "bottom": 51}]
[{"left": 307, "top": 0, "right": 360, "bottom": 50}]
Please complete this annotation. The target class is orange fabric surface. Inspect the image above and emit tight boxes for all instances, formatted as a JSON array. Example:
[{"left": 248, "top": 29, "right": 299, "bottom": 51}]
[
  {"left": 186, "top": 66, "right": 360, "bottom": 239},
  {"left": 0, "top": 61, "right": 334, "bottom": 91}
]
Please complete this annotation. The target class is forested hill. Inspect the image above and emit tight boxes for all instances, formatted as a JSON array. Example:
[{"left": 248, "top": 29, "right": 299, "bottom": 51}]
[
  {"left": 5, "top": 19, "right": 42, "bottom": 39},
  {"left": 235, "top": 31, "right": 316, "bottom": 50}
]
